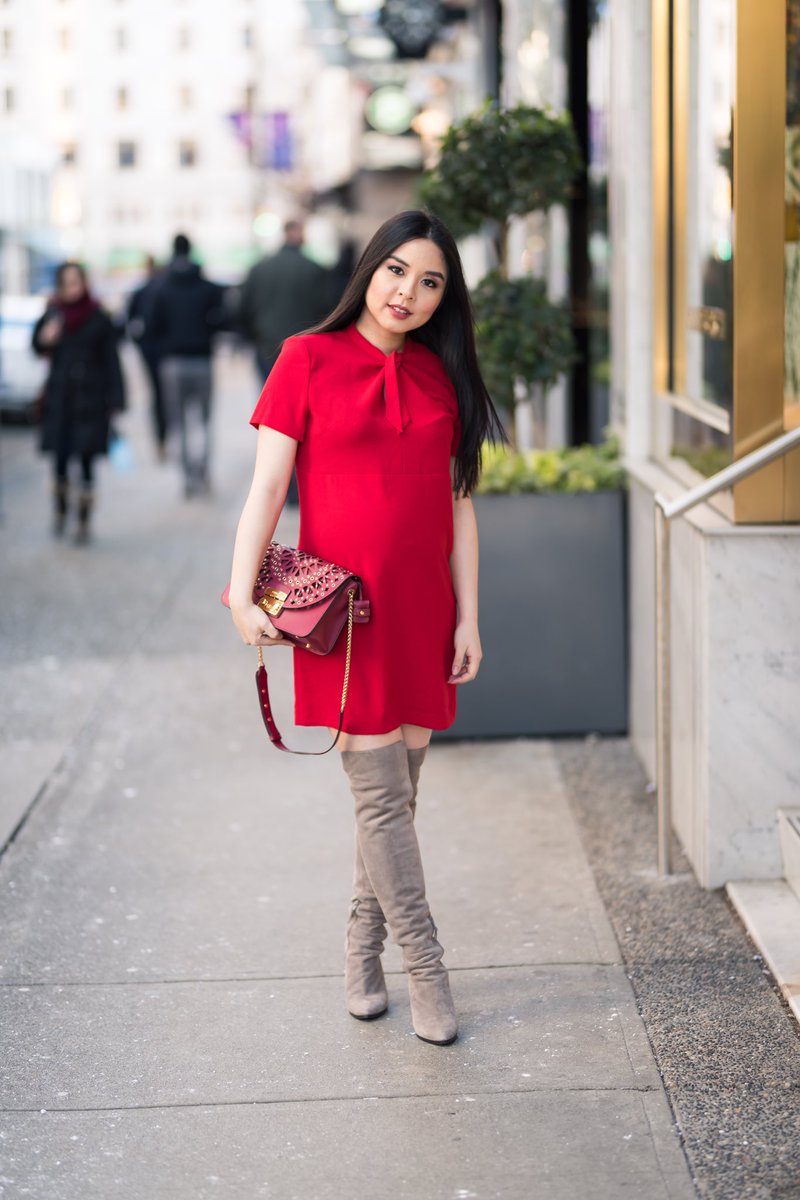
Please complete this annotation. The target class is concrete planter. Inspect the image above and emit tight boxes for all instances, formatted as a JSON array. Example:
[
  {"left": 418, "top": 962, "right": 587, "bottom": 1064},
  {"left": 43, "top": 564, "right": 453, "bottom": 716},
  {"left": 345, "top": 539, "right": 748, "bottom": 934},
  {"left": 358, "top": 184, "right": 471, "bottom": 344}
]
[{"left": 437, "top": 489, "right": 628, "bottom": 739}]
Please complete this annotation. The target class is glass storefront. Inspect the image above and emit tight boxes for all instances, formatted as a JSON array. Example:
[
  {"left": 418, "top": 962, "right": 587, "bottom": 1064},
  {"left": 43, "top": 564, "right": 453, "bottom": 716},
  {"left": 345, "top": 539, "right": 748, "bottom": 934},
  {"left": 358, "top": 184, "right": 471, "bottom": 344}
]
[{"left": 654, "top": 0, "right": 797, "bottom": 518}]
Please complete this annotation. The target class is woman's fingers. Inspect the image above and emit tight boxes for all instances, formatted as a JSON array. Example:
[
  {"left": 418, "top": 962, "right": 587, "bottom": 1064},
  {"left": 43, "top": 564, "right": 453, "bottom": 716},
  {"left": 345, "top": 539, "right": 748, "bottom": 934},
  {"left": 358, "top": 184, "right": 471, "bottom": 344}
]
[
  {"left": 449, "top": 642, "right": 482, "bottom": 684},
  {"left": 231, "top": 603, "right": 284, "bottom": 647}
]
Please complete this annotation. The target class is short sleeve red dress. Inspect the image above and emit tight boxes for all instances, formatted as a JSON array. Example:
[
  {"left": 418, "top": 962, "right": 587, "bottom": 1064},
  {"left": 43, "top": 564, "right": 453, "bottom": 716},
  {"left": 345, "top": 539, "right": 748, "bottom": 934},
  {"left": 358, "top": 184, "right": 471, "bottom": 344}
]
[{"left": 249, "top": 323, "right": 462, "bottom": 735}]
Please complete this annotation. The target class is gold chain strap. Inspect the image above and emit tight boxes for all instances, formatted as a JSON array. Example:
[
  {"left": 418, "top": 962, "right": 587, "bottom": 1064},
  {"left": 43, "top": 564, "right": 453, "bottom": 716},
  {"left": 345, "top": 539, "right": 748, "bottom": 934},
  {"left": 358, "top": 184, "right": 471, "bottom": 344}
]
[
  {"left": 256, "top": 585, "right": 356, "bottom": 717},
  {"left": 339, "top": 588, "right": 356, "bottom": 716}
]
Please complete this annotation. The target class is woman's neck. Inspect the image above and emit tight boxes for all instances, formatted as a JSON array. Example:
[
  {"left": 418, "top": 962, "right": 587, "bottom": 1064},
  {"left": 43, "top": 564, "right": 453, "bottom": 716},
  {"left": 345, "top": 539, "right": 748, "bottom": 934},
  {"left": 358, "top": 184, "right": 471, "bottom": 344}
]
[{"left": 355, "top": 309, "right": 404, "bottom": 356}]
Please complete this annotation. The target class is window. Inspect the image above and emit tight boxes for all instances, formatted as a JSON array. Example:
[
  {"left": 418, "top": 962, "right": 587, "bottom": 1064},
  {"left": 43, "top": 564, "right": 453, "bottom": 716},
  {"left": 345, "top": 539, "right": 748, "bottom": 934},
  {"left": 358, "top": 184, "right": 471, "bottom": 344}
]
[
  {"left": 177, "top": 26, "right": 190, "bottom": 49},
  {"left": 178, "top": 84, "right": 192, "bottom": 109},
  {"left": 2, "top": 28, "right": 13, "bottom": 53},
  {"left": 115, "top": 27, "right": 127, "bottom": 51},
  {"left": 242, "top": 25, "right": 254, "bottom": 48},
  {"left": 3, "top": 85, "right": 13, "bottom": 112},
  {"left": 244, "top": 83, "right": 256, "bottom": 111},
  {"left": 61, "top": 86, "right": 74, "bottom": 110},
  {"left": 116, "top": 85, "right": 128, "bottom": 110},
  {"left": 62, "top": 142, "right": 77, "bottom": 164},
  {"left": 117, "top": 140, "right": 137, "bottom": 168},
  {"left": 178, "top": 139, "right": 197, "bottom": 167},
  {"left": 652, "top": 0, "right": 794, "bottom": 520},
  {"left": 57, "top": 27, "right": 71, "bottom": 50}
]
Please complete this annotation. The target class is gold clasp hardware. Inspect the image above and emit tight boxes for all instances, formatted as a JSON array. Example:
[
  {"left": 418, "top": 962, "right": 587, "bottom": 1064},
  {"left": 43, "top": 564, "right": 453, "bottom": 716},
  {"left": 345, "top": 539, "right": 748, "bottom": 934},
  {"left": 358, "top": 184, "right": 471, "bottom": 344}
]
[{"left": 258, "top": 588, "right": 288, "bottom": 616}]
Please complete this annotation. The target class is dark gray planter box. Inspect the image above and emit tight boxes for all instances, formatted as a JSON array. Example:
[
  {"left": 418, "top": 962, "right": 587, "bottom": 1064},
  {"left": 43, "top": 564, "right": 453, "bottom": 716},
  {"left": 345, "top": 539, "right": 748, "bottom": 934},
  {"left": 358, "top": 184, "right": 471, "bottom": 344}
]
[{"left": 435, "top": 489, "right": 628, "bottom": 740}]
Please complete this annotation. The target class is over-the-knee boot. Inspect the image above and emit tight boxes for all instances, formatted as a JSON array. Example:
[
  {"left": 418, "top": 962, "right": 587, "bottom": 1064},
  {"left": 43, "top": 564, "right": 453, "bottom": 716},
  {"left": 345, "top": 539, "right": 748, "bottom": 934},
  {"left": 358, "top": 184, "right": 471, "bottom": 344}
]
[
  {"left": 344, "top": 746, "right": 428, "bottom": 1020},
  {"left": 341, "top": 743, "right": 457, "bottom": 1046}
]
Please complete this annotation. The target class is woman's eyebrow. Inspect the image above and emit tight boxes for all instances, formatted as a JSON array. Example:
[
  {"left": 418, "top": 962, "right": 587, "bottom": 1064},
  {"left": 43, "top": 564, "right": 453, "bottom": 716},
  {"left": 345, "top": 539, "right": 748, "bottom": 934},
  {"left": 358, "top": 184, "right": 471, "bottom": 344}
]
[{"left": 388, "top": 254, "right": 446, "bottom": 281}]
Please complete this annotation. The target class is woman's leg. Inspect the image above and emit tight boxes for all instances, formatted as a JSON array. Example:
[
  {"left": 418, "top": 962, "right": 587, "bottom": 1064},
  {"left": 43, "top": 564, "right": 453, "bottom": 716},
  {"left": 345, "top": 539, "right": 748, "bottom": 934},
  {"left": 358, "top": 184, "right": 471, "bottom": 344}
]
[
  {"left": 52, "top": 450, "right": 71, "bottom": 536},
  {"left": 76, "top": 454, "right": 95, "bottom": 543},
  {"left": 340, "top": 733, "right": 457, "bottom": 1045}
]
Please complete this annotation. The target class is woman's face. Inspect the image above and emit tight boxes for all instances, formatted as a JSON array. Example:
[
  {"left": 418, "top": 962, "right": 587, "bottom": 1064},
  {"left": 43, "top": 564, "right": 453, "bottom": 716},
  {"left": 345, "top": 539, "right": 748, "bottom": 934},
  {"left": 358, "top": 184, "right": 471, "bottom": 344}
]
[
  {"left": 58, "top": 266, "right": 87, "bottom": 304},
  {"left": 363, "top": 238, "right": 447, "bottom": 336}
]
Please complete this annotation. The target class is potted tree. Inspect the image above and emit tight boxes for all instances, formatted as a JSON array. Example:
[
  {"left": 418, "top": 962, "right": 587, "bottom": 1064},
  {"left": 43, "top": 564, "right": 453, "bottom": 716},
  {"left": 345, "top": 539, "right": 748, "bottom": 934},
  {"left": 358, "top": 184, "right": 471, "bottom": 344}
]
[
  {"left": 421, "top": 102, "right": 629, "bottom": 738},
  {"left": 419, "top": 101, "right": 581, "bottom": 448}
]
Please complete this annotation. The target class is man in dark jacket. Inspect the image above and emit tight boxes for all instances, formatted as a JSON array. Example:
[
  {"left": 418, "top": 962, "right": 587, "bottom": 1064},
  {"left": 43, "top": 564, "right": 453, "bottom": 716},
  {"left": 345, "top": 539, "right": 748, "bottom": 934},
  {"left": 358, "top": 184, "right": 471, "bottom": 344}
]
[
  {"left": 126, "top": 255, "right": 166, "bottom": 459},
  {"left": 239, "top": 219, "right": 332, "bottom": 379},
  {"left": 150, "top": 233, "right": 226, "bottom": 496}
]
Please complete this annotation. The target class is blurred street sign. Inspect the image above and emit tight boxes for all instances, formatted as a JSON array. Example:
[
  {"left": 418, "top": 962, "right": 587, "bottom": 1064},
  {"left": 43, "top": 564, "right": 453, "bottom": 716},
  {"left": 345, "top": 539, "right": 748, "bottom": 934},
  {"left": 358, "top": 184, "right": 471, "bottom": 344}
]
[{"left": 226, "top": 111, "right": 294, "bottom": 170}]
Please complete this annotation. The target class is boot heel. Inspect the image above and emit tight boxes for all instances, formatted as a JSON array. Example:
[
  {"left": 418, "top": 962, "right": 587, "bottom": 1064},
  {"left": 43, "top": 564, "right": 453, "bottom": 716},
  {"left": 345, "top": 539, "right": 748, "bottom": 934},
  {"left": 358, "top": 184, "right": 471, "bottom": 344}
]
[{"left": 407, "top": 969, "right": 458, "bottom": 1045}]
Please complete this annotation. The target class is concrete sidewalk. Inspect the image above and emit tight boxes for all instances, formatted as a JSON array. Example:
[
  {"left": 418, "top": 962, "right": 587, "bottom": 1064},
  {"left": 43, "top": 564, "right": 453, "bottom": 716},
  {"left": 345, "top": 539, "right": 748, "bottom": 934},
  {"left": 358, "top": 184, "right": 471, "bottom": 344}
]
[{"left": 0, "top": 353, "right": 695, "bottom": 1198}]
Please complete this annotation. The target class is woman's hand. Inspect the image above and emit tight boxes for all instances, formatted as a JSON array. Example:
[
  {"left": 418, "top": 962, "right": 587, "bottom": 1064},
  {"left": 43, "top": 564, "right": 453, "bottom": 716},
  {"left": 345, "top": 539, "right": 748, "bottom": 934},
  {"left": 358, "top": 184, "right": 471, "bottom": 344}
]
[
  {"left": 230, "top": 602, "right": 285, "bottom": 648},
  {"left": 39, "top": 315, "right": 63, "bottom": 347},
  {"left": 449, "top": 619, "right": 482, "bottom": 684}
]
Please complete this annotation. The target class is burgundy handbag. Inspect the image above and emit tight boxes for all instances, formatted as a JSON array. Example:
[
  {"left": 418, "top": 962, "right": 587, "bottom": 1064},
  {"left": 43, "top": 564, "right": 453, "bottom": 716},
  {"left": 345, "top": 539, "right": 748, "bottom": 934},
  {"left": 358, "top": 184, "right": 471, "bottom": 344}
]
[{"left": 221, "top": 542, "right": 371, "bottom": 755}]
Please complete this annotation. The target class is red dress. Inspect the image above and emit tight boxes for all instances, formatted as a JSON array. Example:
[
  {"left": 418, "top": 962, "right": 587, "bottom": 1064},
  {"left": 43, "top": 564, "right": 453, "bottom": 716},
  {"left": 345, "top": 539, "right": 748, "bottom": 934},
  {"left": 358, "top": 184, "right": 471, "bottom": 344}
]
[{"left": 249, "top": 323, "right": 461, "bottom": 735}]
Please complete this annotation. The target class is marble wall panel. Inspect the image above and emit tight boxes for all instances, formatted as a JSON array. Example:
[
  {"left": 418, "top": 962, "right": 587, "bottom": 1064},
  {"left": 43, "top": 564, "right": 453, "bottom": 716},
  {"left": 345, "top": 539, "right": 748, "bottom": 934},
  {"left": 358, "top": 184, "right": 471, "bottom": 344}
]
[
  {"left": 627, "top": 463, "right": 800, "bottom": 887},
  {"left": 704, "top": 533, "right": 800, "bottom": 884}
]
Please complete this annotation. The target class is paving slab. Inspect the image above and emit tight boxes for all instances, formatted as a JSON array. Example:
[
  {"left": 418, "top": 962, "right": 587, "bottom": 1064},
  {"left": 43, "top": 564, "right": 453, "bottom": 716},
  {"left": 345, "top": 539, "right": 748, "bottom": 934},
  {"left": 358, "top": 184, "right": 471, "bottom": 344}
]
[
  {"left": 0, "top": 963, "right": 661, "bottom": 1111},
  {"left": 0, "top": 1090, "right": 694, "bottom": 1200},
  {"left": 0, "top": 701, "right": 619, "bottom": 982}
]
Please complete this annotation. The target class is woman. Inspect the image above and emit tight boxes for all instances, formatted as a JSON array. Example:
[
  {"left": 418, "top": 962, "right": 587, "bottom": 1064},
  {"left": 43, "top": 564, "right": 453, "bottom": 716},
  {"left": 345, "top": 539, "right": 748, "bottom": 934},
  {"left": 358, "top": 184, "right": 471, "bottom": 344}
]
[
  {"left": 228, "top": 211, "right": 502, "bottom": 1046},
  {"left": 33, "top": 262, "right": 125, "bottom": 541}
]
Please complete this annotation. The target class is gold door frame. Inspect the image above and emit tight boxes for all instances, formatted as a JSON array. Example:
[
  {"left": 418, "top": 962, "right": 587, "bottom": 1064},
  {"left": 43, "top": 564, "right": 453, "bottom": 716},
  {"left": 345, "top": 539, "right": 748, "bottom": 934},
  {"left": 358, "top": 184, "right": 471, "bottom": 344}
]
[{"left": 652, "top": 0, "right": 800, "bottom": 522}]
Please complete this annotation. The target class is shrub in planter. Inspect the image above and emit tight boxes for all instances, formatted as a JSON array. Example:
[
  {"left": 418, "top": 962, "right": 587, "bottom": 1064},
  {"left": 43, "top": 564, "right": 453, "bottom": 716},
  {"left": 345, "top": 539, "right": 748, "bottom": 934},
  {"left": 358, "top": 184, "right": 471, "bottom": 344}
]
[
  {"left": 476, "top": 433, "right": 627, "bottom": 495},
  {"left": 471, "top": 272, "right": 578, "bottom": 415},
  {"left": 420, "top": 101, "right": 582, "bottom": 448}
]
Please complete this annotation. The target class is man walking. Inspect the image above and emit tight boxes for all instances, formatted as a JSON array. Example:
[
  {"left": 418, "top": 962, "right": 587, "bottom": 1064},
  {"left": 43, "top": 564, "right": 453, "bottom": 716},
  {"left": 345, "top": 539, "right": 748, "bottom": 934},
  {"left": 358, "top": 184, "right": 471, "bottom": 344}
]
[
  {"left": 126, "top": 255, "right": 166, "bottom": 460},
  {"left": 150, "top": 234, "right": 226, "bottom": 497},
  {"left": 239, "top": 218, "right": 331, "bottom": 379}
]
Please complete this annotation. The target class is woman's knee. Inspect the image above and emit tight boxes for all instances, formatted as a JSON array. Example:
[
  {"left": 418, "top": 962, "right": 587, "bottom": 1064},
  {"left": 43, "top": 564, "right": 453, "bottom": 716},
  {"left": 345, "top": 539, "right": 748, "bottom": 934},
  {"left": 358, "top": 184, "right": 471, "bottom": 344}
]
[{"left": 332, "top": 726, "right": 431, "bottom": 753}]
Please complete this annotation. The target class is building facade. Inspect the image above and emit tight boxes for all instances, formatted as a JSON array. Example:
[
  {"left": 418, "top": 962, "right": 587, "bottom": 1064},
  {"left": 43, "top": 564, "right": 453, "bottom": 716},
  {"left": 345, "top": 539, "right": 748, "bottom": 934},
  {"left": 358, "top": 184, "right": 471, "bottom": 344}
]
[{"left": 0, "top": 0, "right": 357, "bottom": 286}]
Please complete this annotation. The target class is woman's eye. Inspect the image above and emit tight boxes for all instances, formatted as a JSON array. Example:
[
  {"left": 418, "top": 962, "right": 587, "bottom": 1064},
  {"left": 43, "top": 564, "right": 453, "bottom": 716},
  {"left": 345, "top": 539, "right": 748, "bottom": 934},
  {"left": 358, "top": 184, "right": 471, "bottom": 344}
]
[
  {"left": 388, "top": 264, "right": 403, "bottom": 275},
  {"left": 422, "top": 278, "right": 439, "bottom": 289}
]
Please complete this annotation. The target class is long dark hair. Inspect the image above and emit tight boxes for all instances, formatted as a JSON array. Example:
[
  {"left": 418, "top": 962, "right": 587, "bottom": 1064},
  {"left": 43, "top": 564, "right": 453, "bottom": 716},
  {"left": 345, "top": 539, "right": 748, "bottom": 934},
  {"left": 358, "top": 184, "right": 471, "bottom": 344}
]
[{"left": 307, "top": 210, "right": 505, "bottom": 496}]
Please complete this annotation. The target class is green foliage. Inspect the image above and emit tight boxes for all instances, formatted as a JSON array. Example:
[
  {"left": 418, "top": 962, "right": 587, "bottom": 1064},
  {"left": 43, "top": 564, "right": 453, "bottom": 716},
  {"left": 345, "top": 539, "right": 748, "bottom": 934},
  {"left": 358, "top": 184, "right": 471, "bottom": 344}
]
[
  {"left": 419, "top": 102, "right": 582, "bottom": 238},
  {"left": 477, "top": 434, "right": 627, "bottom": 495},
  {"left": 472, "top": 271, "right": 578, "bottom": 410},
  {"left": 671, "top": 443, "right": 733, "bottom": 479}
]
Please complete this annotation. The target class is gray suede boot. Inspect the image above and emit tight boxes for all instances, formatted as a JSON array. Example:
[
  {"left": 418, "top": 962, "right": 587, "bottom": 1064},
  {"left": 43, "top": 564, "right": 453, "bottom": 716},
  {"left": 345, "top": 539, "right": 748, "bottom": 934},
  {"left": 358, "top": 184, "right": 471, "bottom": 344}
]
[
  {"left": 341, "top": 743, "right": 457, "bottom": 1046},
  {"left": 344, "top": 746, "right": 428, "bottom": 1020}
]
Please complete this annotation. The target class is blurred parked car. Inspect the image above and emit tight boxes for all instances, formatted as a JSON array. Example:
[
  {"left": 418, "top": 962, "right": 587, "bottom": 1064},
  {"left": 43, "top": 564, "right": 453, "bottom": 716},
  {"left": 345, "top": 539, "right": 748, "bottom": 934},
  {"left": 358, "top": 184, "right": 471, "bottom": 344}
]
[{"left": 0, "top": 294, "right": 49, "bottom": 420}]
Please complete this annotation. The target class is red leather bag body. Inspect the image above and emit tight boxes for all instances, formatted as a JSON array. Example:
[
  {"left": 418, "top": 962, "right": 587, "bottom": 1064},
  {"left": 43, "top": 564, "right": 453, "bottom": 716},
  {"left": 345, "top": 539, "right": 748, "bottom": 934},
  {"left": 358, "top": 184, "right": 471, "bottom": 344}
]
[
  {"left": 222, "top": 542, "right": 371, "bottom": 754},
  {"left": 221, "top": 542, "right": 371, "bottom": 651}
]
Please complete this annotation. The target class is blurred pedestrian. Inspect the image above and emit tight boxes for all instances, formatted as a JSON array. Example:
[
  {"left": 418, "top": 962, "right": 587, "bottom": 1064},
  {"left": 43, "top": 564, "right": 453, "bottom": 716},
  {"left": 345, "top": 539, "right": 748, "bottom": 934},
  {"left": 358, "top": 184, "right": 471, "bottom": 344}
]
[
  {"left": 32, "top": 261, "right": 125, "bottom": 543},
  {"left": 126, "top": 254, "right": 167, "bottom": 460},
  {"left": 239, "top": 219, "right": 330, "bottom": 505},
  {"left": 238, "top": 218, "right": 331, "bottom": 380},
  {"left": 228, "top": 210, "right": 504, "bottom": 1046},
  {"left": 150, "top": 234, "right": 226, "bottom": 497}
]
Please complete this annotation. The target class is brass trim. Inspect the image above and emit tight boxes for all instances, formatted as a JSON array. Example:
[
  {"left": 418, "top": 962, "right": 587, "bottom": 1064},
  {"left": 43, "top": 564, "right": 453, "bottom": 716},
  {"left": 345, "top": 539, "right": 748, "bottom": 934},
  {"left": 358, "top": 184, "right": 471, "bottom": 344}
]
[
  {"left": 732, "top": 0, "right": 787, "bottom": 521},
  {"left": 652, "top": 0, "right": 671, "bottom": 400}
]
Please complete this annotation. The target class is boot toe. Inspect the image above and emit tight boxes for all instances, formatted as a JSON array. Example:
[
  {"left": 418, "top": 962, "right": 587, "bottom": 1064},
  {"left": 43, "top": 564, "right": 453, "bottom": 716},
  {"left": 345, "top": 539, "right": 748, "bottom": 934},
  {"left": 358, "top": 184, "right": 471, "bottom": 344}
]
[{"left": 348, "top": 992, "right": 389, "bottom": 1020}]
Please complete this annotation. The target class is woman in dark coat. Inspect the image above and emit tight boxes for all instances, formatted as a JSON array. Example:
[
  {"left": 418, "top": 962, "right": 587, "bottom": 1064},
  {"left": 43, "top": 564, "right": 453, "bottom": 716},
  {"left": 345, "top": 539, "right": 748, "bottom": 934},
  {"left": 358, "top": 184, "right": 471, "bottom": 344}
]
[{"left": 33, "top": 262, "right": 125, "bottom": 541}]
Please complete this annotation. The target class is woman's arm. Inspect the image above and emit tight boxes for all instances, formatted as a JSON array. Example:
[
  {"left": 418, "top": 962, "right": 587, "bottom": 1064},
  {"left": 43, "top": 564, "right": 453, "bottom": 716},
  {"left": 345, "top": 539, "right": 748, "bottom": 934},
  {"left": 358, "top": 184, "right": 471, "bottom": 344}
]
[
  {"left": 32, "top": 310, "right": 63, "bottom": 356},
  {"left": 448, "top": 476, "right": 482, "bottom": 684},
  {"left": 229, "top": 425, "right": 298, "bottom": 646}
]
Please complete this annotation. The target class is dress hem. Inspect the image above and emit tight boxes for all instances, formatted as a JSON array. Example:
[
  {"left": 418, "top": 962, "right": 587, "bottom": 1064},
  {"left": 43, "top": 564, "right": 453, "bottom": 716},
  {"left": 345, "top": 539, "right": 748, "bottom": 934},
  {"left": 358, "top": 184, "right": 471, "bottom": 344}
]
[{"left": 294, "top": 714, "right": 456, "bottom": 736}]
